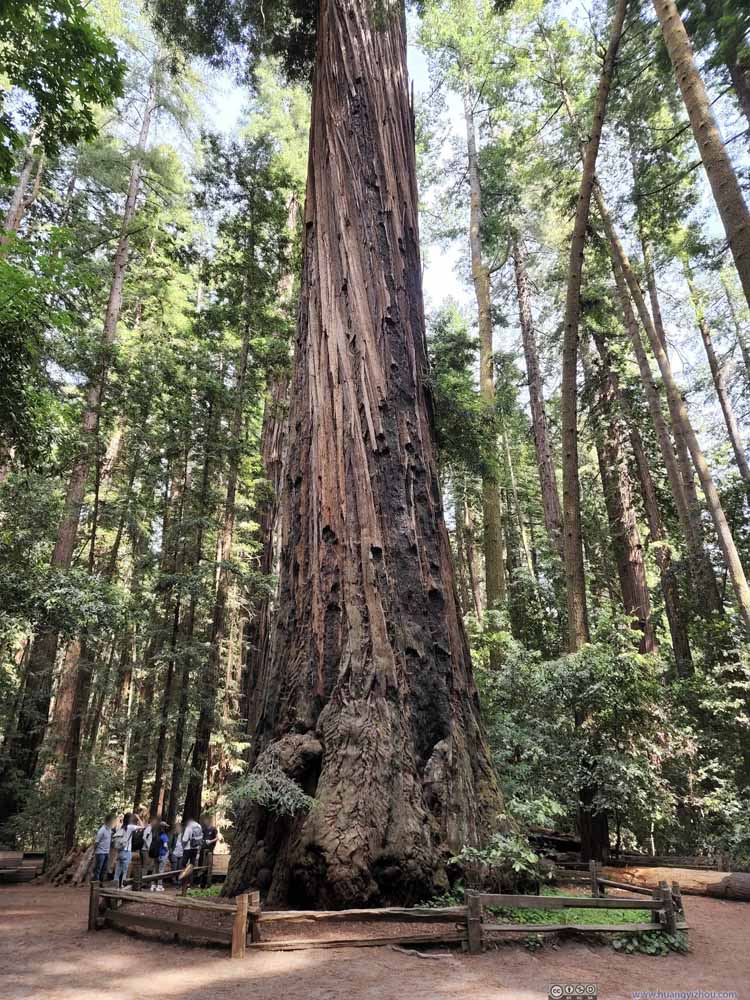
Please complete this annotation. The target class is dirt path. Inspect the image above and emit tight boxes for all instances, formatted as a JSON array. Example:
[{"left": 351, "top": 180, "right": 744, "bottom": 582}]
[{"left": 1, "top": 885, "right": 748, "bottom": 1000}]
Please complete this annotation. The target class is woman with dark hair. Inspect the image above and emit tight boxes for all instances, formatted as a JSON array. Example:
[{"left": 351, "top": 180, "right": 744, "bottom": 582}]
[{"left": 112, "top": 812, "right": 141, "bottom": 889}]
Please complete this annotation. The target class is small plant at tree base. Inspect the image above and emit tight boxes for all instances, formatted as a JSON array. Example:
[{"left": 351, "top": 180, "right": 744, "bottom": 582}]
[
  {"left": 450, "top": 832, "right": 550, "bottom": 893},
  {"left": 187, "top": 885, "right": 222, "bottom": 899},
  {"left": 612, "top": 931, "right": 688, "bottom": 956},
  {"left": 229, "top": 756, "right": 314, "bottom": 818}
]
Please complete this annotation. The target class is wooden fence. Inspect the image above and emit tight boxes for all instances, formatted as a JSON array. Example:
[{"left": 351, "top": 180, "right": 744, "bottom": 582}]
[
  {"left": 0, "top": 851, "right": 45, "bottom": 883},
  {"left": 465, "top": 877, "right": 687, "bottom": 954},
  {"left": 89, "top": 881, "right": 261, "bottom": 958},
  {"left": 89, "top": 870, "right": 687, "bottom": 957}
]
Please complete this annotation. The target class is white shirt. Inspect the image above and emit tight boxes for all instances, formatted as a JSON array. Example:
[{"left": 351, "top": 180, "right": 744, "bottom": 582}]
[{"left": 182, "top": 820, "right": 201, "bottom": 846}]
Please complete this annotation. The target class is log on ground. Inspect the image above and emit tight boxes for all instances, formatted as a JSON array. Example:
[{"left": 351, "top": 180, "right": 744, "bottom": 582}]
[{"left": 602, "top": 866, "right": 750, "bottom": 901}]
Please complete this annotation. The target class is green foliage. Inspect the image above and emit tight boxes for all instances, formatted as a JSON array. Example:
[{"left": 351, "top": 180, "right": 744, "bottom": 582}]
[
  {"left": 612, "top": 930, "right": 689, "bottom": 956},
  {"left": 0, "top": 0, "right": 125, "bottom": 179},
  {"left": 450, "top": 832, "right": 550, "bottom": 891},
  {"left": 230, "top": 757, "right": 314, "bottom": 818},
  {"left": 187, "top": 884, "right": 222, "bottom": 898},
  {"left": 489, "top": 887, "right": 651, "bottom": 928}
]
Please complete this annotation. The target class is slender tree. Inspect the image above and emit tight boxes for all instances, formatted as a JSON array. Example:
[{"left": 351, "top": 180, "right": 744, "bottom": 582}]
[
  {"left": 560, "top": 0, "right": 629, "bottom": 652},
  {"left": 652, "top": 0, "right": 750, "bottom": 308}
]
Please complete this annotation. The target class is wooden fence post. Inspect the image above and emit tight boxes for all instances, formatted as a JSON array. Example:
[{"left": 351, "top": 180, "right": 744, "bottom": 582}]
[
  {"left": 88, "top": 880, "right": 101, "bottom": 931},
  {"left": 671, "top": 880, "right": 684, "bottom": 918},
  {"left": 659, "top": 880, "right": 676, "bottom": 934},
  {"left": 589, "top": 860, "right": 600, "bottom": 897},
  {"left": 247, "top": 890, "right": 261, "bottom": 943},
  {"left": 466, "top": 891, "right": 482, "bottom": 955},
  {"left": 232, "top": 892, "right": 249, "bottom": 959}
]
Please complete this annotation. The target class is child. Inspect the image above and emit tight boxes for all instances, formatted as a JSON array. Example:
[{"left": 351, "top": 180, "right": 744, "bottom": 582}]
[
  {"left": 171, "top": 822, "right": 184, "bottom": 869},
  {"left": 112, "top": 812, "right": 142, "bottom": 889},
  {"left": 92, "top": 813, "right": 115, "bottom": 882},
  {"left": 152, "top": 822, "right": 170, "bottom": 892}
]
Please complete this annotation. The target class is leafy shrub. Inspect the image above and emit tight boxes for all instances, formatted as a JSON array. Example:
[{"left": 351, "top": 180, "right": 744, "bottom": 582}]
[
  {"left": 612, "top": 930, "right": 688, "bottom": 956},
  {"left": 449, "top": 832, "right": 550, "bottom": 892},
  {"left": 230, "top": 756, "right": 314, "bottom": 817}
]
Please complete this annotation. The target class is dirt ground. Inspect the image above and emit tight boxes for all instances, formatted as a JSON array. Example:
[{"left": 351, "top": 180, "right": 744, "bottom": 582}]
[{"left": 1, "top": 884, "right": 748, "bottom": 1000}]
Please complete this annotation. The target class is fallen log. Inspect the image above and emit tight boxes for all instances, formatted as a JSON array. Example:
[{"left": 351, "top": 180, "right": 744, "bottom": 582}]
[
  {"left": 71, "top": 844, "right": 94, "bottom": 885},
  {"left": 602, "top": 866, "right": 750, "bottom": 901}
]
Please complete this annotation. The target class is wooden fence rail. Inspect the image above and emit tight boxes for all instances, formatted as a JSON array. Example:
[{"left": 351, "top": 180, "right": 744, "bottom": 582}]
[
  {"left": 88, "top": 875, "right": 687, "bottom": 957},
  {"left": 88, "top": 881, "right": 261, "bottom": 958},
  {"left": 464, "top": 879, "right": 687, "bottom": 954}
]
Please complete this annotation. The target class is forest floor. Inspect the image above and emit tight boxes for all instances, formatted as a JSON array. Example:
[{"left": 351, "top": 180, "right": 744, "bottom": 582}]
[{"left": 1, "top": 884, "right": 749, "bottom": 1000}]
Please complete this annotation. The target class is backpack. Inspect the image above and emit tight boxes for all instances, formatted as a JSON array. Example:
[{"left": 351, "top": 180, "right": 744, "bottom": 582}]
[
  {"left": 189, "top": 823, "right": 204, "bottom": 850},
  {"left": 113, "top": 826, "right": 128, "bottom": 852},
  {"left": 131, "top": 828, "right": 145, "bottom": 852},
  {"left": 148, "top": 831, "right": 161, "bottom": 859}
]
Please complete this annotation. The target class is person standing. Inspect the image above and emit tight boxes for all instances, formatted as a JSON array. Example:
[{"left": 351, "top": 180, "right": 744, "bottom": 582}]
[
  {"left": 171, "top": 821, "right": 184, "bottom": 870},
  {"left": 141, "top": 816, "right": 156, "bottom": 879},
  {"left": 199, "top": 813, "right": 218, "bottom": 888},
  {"left": 113, "top": 813, "right": 142, "bottom": 889},
  {"left": 153, "top": 822, "right": 170, "bottom": 892},
  {"left": 181, "top": 815, "right": 203, "bottom": 879},
  {"left": 92, "top": 813, "right": 115, "bottom": 882}
]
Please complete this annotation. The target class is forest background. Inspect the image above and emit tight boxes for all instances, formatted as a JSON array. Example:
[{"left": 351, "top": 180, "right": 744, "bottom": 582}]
[{"left": 0, "top": 0, "right": 749, "bottom": 885}]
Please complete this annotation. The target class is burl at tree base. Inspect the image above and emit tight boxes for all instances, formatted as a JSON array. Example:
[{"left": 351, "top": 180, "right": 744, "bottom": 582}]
[{"left": 222, "top": 0, "right": 507, "bottom": 908}]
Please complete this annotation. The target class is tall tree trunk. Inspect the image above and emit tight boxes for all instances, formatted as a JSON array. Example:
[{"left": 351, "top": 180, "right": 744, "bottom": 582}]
[
  {"left": 167, "top": 426, "right": 213, "bottom": 826},
  {"left": 1, "top": 126, "right": 43, "bottom": 244},
  {"left": 721, "top": 272, "right": 750, "bottom": 379},
  {"left": 0, "top": 78, "right": 157, "bottom": 812},
  {"left": 652, "top": 0, "right": 750, "bottom": 308},
  {"left": 603, "top": 216, "right": 723, "bottom": 621},
  {"left": 463, "top": 84, "right": 506, "bottom": 626},
  {"left": 244, "top": 195, "right": 298, "bottom": 729},
  {"left": 685, "top": 268, "right": 750, "bottom": 481},
  {"left": 637, "top": 235, "right": 711, "bottom": 578},
  {"left": 463, "top": 492, "right": 485, "bottom": 619},
  {"left": 592, "top": 334, "right": 693, "bottom": 672},
  {"left": 225, "top": 0, "right": 505, "bottom": 908},
  {"left": 560, "top": 0, "right": 629, "bottom": 653},
  {"left": 149, "top": 449, "right": 190, "bottom": 819},
  {"left": 583, "top": 344, "right": 655, "bottom": 652},
  {"left": 698, "top": 0, "right": 750, "bottom": 135},
  {"left": 500, "top": 420, "right": 535, "bottom": 580},
  {"left": 597, "top": 193, "right": 750, "bottom": 630},
  {"left": 512, "top": 233, "right": 564, "bottom": 561}
]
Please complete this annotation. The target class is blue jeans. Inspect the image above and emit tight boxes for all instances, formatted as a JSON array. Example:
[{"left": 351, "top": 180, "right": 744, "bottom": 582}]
[
  {"left": 114, "top": 850, "right": 131, "bottom": 887},
  {"left": 93, "top": 853, "right": 109, "bottom": 882}
]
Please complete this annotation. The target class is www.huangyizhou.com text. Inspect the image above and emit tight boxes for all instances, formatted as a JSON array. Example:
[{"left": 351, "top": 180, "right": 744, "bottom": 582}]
[{"left": 632, "top": 991, "right": 738, "bottom": 999}]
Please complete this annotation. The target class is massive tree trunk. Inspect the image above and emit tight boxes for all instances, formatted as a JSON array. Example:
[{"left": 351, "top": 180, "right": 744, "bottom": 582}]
[
  {"left": 685, "top": 267, "right": 750, "bottom": 482},
  {"left": 583, "top": 344, "right": 655, "bottom": 653},
  {"left": 597, "top": 193, "right": 750, "bottom": 630},
  {"left": 560, "top": 0, "right": 628, "bottom": 654},
  {"left": 0, "top": 78, "right": 157, "bottom": 817},
  {"left": 463, "top": 85, "right": 506, "bottom": 627},
  {"left": 225, "top": 0, "right": 505, "bottom": 908},
  {"left": 512, "top": 234, "right": 564, "bottom": 561},
  {"left": 652, "top": 0, "right": 750, "bottom": 308}
]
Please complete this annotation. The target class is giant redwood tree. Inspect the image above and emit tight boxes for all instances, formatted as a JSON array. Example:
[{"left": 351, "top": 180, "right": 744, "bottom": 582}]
[{"left": 153, "top": 0, "right": 506, "bottom": 906}]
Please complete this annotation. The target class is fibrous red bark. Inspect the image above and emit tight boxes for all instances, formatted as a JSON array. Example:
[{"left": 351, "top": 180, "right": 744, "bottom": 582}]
[{"left": 225, "top": 0, "right": 505, "bottom": 908}]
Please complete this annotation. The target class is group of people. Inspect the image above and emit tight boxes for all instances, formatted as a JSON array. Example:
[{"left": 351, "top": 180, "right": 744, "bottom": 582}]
[{"left": 93, "top": 811, "right": 219, "bottom": 890}]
